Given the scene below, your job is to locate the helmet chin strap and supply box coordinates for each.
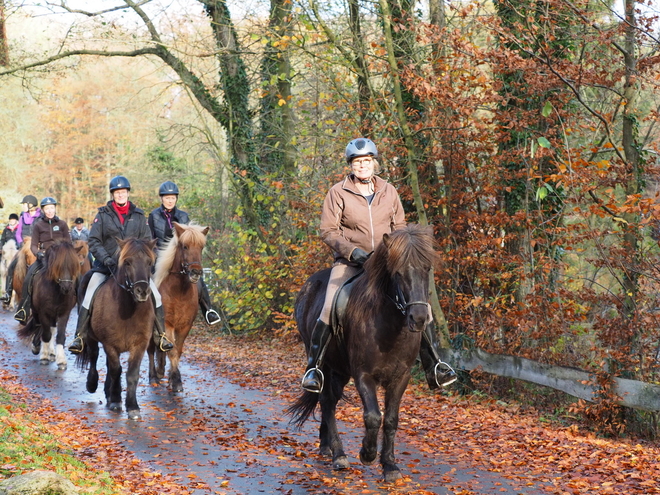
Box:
[359,177,372,184]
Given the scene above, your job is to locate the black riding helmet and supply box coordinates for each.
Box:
[345,138,378,163]
[159,181,179,196]
[109,175,131,192]
[40,197,57,207]
[21,195,38,207]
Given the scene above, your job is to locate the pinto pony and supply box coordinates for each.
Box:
[288,224,436,482]
[148,222,209,392]
[75,237,157,420]
[17,241,83,370]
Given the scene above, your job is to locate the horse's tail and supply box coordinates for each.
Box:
[286,390,319,430]
[16,318,39,340]
[75,342,92,370]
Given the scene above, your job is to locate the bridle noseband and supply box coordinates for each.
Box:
[390,281,430,316]
[113,271,150,296]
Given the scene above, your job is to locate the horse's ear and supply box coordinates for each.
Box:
[116,237,127,248]
[202,226,210,236]
[74,245,84,254]
[383,232,391,248]
[148,238,158,250]
[173,222,185,238]
[425,224,434,237]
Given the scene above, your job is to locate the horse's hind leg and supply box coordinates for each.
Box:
[147,343,160,386]
[355,376,381,467]
[318,376,350,469]
[86,342,100,394]
[379,376,410,482]
[167,345,183,393]
[125,349,146,420]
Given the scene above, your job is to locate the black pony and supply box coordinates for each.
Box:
[17,241,82,370]
[288,224,436,482]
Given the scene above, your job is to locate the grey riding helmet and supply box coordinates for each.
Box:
[40,197,57,207]
[159,181,180,196]
[109,175,131,192]
[345,138,378,163]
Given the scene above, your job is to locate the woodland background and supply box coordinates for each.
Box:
[0,0,659,437]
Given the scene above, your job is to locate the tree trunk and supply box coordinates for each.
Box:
[0,0,8,66]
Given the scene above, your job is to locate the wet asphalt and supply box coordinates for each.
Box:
[0,310,555,494]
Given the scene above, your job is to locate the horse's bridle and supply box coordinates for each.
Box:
[390,282,430,316]
[115,273,150,296]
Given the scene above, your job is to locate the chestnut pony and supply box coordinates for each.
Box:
[75,237,157,420]
[17,240,82,370]
[148,222,209,392]
[288,224,436,482]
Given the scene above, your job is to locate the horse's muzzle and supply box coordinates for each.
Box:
[132,283,152,303]
[189,269,202,284]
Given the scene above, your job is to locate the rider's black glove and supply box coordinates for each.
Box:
[104,257,117,273]
[350,248,370,267]
[36,251,45,261]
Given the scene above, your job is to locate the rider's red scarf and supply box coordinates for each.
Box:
[112,201,130,225]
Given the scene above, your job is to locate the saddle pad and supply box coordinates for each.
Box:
[330,269,364,335]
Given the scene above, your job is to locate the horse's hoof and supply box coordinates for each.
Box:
[39,358,50,366]
[359,448,377,466]
[49,354,56,362]
[127,409,141,421]
[319,446,332,457]
[332,456,350,470]
[107,402,122,412]
[171,383,183,393]
[384,469,403,483]
[149,378,161,387]
[57,363,67,371]
[31,344,40,355]
[87,383,98,394]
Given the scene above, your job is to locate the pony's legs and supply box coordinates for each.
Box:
[167,339,184,393]
[39,326,56,365]
[104,350,123,412]
[318,376,350,469]
[380,374,411,482]
[355,376,381,466]
[54,314,70,370]
[124,347,147,420]
[147,342,160,386]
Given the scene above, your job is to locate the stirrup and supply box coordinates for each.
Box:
[159,334,174,352]
[301,367,324,393]
[205,309,221,325]
[68,336,84,354]
[14,308,28,324]
[434,361,457,387]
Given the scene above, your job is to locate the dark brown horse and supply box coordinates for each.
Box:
[17,241,83,370]
[148,223,209,392]
[75,237,157,420]
[288,224,436,482]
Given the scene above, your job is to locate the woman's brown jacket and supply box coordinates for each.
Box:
[320,174,406,262]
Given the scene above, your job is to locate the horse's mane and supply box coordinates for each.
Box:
[45,241,80,282]
[354,224,437,308]
[117,238,157,271]
[15,237,34,279]
[153,223,207,286]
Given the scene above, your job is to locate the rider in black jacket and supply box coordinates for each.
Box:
[148,181,221,326]
[68,176,174,354]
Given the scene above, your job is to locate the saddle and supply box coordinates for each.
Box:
[329,269,364,336]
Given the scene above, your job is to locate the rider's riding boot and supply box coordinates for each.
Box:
[68,307,90,354]
[301,319,332,393]
[1,265,15,304]
[199,279,221,325]
[153,305,174,352]
[420,322,457,389]
[14,262,38,324]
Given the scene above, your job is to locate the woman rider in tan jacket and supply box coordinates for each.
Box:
[301,138,457,393]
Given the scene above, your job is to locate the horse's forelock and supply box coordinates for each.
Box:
[45,242,80,281]
[362,225,436,300]
[154,224,207,286]
[118,238,156,268]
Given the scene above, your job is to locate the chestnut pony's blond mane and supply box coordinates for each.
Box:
[153,223,207,287]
